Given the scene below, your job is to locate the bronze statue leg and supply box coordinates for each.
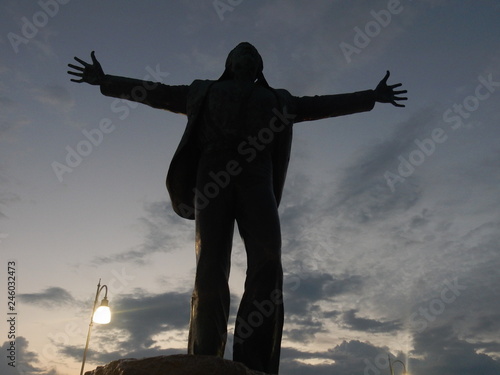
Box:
[188,155,236,357]
[189,154,284,374]
[232,166,284,375]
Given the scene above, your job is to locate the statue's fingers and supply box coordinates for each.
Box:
[70,77,84,83]
[68,63,84,71]
[392,96,407,106]
[73,56,89,66]
[91,51,99,65]
[382,70,390,84]
[389,83,402,89]
[393,89,407,95]
[67,71,83,77]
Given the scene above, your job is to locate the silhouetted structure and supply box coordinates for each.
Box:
[69,42,406,375]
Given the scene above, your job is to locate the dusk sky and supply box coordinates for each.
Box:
[1,1,500,374]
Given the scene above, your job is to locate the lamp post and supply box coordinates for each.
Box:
[79,279,111,375]
[388,355,408,375]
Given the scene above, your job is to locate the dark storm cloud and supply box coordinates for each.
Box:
[279,325,500,375]
[279,339,392,375]
[58,289,192,363]
[410,324,500,375]
[470,312,500,338]
[281,272,364,342]
[283,272,364,315]
[341,309,401,333]
[108,290,191,351]
[1,337,57,375]
[19,287,75,308]
[285,314,326,343]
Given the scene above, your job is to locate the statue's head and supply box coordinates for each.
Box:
[218,42,269,87]
[226,42,263,76]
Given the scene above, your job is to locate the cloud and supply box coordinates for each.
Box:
[109,290,191,349]
[19,287,75,308]
[49,288,193,372]
[92,201,194,265]
[271,99,500,373]
[31,85,75,112]
[55,231,500,375]
[284,272,364,315]
[1,337,61,375]
[280,324,500,375]
[341,309,401,333]
[330,106,445,225]
[410,324,500,375]
[57,289,191,365]
[279,340,392,375]
[280,271,365,343]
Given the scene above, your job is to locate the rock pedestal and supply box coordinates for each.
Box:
[84,354,269,375]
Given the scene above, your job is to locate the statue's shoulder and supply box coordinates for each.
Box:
[190,79,216,90]
[272,87,292,97]
[187,79,217,99]
[270,87,294,107]
[185,80,216,113]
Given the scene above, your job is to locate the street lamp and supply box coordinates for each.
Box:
[79,279,111,375]
[389,355,408,375]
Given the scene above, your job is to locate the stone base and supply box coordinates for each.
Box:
[84,354,269,375]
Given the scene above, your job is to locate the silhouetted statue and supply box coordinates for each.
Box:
[68,42,406,374]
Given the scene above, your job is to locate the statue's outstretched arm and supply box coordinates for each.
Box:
[291,71,407,123]
[68,51,188,115]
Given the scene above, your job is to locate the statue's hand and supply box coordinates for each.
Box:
[67,51,105,85]
[375,71,407,107]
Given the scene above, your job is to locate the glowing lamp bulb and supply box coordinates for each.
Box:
[92,298,111,324]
